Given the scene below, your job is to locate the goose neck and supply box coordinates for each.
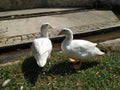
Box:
[41,32,48,37]
[64,33,73,43]
[41,29,48,37]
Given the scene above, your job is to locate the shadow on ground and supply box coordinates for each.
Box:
[48,61,76,76]
[21,57,100,84]
[80,61,100,70]
[48,60,100,76]
[21,57,43,85]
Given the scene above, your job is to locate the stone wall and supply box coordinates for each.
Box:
[0,0,48,11]
[48,0,95,7]
[0,0,120,11]
[0,0,96,11]
[112,0,120,5]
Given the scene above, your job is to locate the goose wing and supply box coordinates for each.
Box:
[31,38,52,67]
[70,40,97,56]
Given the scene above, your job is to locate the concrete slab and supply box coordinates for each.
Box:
[0,8,79,17]
[0,10,120,47]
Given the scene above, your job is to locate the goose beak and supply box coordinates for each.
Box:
[50,26,55,29]
[58,31,62,35]
[49,26,57,36]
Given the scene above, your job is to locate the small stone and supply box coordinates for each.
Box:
[34,33,40,38]
[21,35,28,41]
[0,42,5,46]
[13,36,21,43]
[13,36,21,40]
[0,38,7,42]
[6,38,14,44]
[28,34,33,37]
[0,38,7,46]
[27,34,34,40]
[11,16,15,19]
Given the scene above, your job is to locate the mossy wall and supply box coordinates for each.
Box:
[0,0,48,11]
[0,0,119,11]
[0,0,96,11]
[48,0,95,7]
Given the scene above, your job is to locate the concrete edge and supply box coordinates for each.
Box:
[0,37,120,67]
[0,25,120,52]
[0,8,86,21]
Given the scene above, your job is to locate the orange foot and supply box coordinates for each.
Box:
[69,58,82,70]
[69,58,79,63]
[73,62,82,70]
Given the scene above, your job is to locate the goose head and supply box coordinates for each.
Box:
[41,23,53,37]
[59,28,73,41]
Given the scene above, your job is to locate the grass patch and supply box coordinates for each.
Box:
[0,49,120,90]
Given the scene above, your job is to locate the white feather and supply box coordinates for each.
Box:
[2,79,11,87]
[31,23,52,67]
[60,28,105,60]
[31,38,52,67]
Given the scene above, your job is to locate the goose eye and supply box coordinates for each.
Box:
[62,30,66,32]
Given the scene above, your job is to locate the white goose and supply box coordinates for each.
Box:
[59,28,105,69]
[31,23,53,67]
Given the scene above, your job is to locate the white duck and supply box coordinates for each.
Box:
[31,23,53,67]
[59,28,105,69]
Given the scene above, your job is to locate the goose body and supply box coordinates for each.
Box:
[31,23,52,67]
[62,39,104,60]
[59,28,105,69]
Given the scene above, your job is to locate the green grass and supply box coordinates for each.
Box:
[0,48,120,90]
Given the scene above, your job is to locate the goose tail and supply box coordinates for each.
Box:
[94,47,105,55]
[35,53,48,67]
[98,51,105,55]
[36,58,47,67]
